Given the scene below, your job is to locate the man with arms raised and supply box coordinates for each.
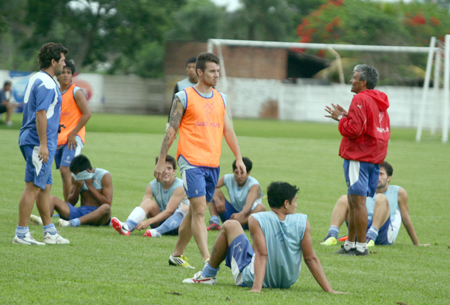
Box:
[111,155,189,237]
[154,52,246,268]
[325,64,390,256]
[55,60,91,202]
[207,157,265,230]
[13,42,69,245]
[321,161,430,247]
[183,182,346,295]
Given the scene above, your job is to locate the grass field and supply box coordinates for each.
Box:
[1,113,449,305]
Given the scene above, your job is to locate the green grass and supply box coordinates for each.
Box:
[1,113,449,304]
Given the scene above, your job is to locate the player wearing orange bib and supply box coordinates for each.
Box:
[56,60,91,201]
[154,52,246,268]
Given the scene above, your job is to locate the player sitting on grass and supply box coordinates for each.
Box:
[321,161,430,248]
[30,154,112,227]
[111,155,189,237]
[183,181,346,294]
[207,157,266,230]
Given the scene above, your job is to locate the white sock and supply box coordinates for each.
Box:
[126,207,146,231]
[150,229,161,237]
[344,240,355,250]
[356,242,367,252]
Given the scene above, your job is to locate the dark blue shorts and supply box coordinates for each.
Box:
[20,145,54,189]
[343,160,380,197]
[225,234,254,272]
[368,217,394,245]
[219,200,249,230]
[63,202,110,226]
[55,136,83,169]
[181,166,220,202]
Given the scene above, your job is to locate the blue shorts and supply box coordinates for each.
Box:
[368,217,394,245]
[343,160,380,197]
[55,135,84,169]
[20,145,55,189]
[63,203,111,226]
[225,234,254,286]
[181,166,220,202]
[150,219,179,236]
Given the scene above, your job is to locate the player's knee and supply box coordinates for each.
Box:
[375,194,389,208]
[222,219,240,231]
[99,204,111,215]
[60,166,70,176]
[337,195,348,206]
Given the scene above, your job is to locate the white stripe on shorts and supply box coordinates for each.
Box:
[32,146,43,176]
[349,160,360,187]
[181,171,188,191]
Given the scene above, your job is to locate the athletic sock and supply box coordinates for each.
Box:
[201,262,219,278]
[327,225,339,239]
[344,240,355,251]
[126,207,146,231]
[69,218,81,227]
[16,225,29,238]
[156,209,186,235]
[209,215,220,225]
[43,223,57,235]
[356,242,367,253]
[367,225,379,241]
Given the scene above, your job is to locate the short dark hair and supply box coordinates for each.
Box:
[267,182,299,209]
[186,57,197,66]
[196,52,219,74]
[155,155,177,170]
[380,161,393,177]
[63,60,76,74]
[70,154,92,173]
[38,42,68,70]
[3,80,12,88]
[232,157,252,172]
[354,64,379,89]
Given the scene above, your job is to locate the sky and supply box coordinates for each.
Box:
[210,0,242,12]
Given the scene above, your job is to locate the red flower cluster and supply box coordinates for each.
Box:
[406,13,426,26]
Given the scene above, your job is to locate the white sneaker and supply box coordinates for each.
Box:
[43,232,70,244]
[5,121,13,126]
[30,214,43,226]
[143,229,161,238]
[57,219,71,227]
[13,232,45,245]
[183,271,217,285]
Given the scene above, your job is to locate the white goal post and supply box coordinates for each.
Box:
[207,37,450,143]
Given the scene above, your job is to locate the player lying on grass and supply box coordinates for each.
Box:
[207,157,266,231]
[321,161,430,248]
[183,181,346,294]
[111,155,189,237]
[30,154,112,227]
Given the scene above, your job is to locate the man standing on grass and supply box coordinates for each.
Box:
[13,42,70,245]
[325,64,390,256]
[55,60,91,202]
[183,181,346,295]
[321,161,430,247]
[154,52,246,268]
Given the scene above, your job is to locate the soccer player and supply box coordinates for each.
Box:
[207,157,266,230]
[111,155,189,237]
[31,154,112,227]
[56,60,91,202]
[13,42,70,245]
[325,64,390,256]
[0,80,16,126]
[183,182,346,294]
[154,52,246,268]
[321,161,430,247]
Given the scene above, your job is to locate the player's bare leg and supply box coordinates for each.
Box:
[59,166,72,202]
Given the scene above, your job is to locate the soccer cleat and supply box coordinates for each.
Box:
[337,235,348,242]
[57,219,71,227]
[320,236,337,246]
[30,214,43,226]
[143,229,161,238]
[111,217,130,236]
[13,232,45,245]
[345,248,369,256]
[169,254,195,269]
[43,232,70,244]
[206,223,221,231]
[367,238,375,248]
[334,245,354,254]
[182,271,217,285]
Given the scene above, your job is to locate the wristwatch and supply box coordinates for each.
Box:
[337,114,343,121]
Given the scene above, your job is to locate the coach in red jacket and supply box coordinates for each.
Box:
[325,64,390,256]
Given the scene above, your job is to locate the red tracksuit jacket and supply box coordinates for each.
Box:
[338,89,390,164]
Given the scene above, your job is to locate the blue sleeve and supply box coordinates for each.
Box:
[0,90,5,102]
[219,92,227,109]
[73,86,87,99]
[175,90,188,109]
[35,83,56,112]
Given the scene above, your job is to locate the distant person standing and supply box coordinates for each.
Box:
[155,52,246,267]
[325,64,390,256]
[0,80,16,126]
[166,57,198,129]
[56,60,91,201]
[13,42,70,245]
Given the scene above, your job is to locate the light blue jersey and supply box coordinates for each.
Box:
[242,211,307,289]
[81,168,110,192]
[19,71,62,152]
[175,78,197,93]
[366,185,402,241]
[150,177,185,211]
[223,174,263,212]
